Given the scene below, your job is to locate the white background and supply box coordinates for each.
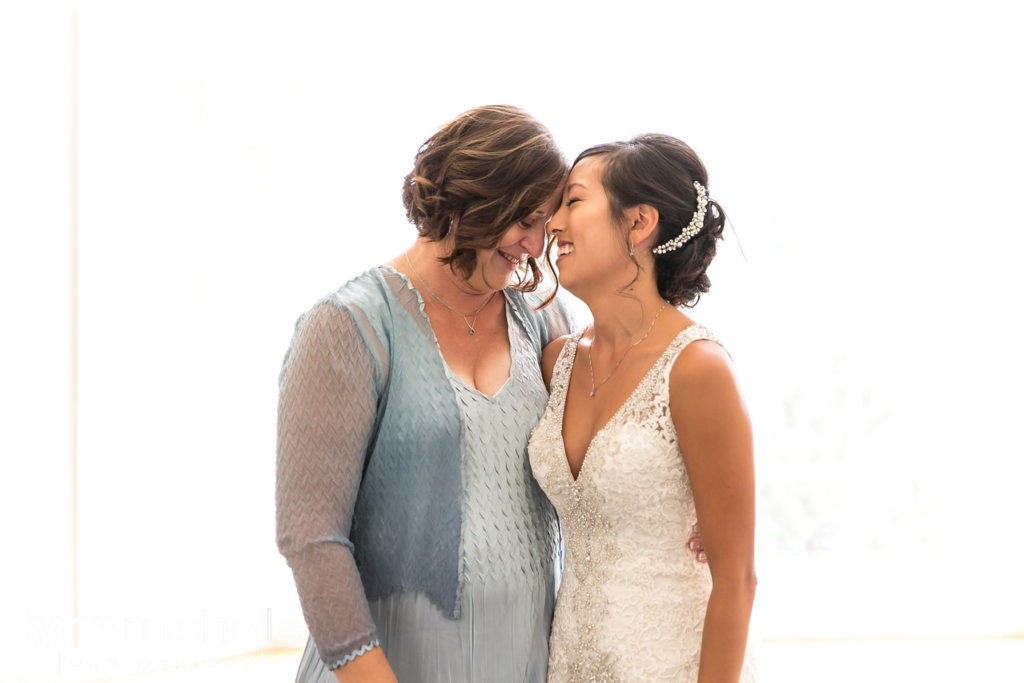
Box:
[2,1,1023,681]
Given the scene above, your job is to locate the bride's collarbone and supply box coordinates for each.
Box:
[560,347,660,470]
[566,320,692,421]
[570,341,661,403]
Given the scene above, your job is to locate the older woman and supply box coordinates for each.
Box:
[276,105,576,683]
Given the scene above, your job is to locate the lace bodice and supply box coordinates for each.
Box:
[528,325,756,683]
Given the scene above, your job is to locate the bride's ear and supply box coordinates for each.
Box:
[624,204,660,247]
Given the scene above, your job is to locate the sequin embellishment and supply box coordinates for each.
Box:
[562,479,620,682]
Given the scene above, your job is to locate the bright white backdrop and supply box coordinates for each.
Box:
[2,1,1023,681]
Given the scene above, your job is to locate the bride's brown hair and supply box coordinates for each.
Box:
[573,134,727,307]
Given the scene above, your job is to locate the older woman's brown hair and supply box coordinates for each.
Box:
[402,105,566,291]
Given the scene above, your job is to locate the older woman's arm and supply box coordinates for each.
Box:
[277,301,396,682]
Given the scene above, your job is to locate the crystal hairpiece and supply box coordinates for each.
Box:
[651,181,708,255]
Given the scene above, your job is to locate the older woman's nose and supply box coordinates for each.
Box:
[521,220,547,258]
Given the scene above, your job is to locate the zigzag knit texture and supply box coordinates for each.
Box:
[277,266,574,675]
[277,298,381,666]
[454,319,559,585]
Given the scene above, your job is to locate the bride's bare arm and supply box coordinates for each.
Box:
[670,340,756,683]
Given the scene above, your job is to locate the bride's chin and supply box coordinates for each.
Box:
[555,268,577,288]
[557,273,591,299]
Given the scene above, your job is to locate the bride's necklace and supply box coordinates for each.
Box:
[586,301,670,397]
[405,251,496,335]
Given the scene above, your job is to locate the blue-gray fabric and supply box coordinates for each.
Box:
[291,293,560,681]
[276,265,573,675]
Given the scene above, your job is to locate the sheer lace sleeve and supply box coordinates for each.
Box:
[276,300,383,668]
[524,290,589,349]
[540,295,572,343]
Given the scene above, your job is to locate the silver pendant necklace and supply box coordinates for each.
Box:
[586,301,670,397]
[405,251,496,335]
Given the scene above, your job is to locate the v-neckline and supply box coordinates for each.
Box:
[446,300,517,401]
[556,327,693,484]
[381,265,516,401]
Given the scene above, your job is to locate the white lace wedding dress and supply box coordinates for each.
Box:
[528,325,757,682]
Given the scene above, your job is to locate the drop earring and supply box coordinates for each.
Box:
[629,241,635,257]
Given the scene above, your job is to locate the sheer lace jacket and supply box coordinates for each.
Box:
[276,266,572,668]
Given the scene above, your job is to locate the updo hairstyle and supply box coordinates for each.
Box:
[573,134,727,307]
[402,105,566,291]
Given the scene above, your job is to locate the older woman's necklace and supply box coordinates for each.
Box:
[586,301,670,397]
[404,251,496,335]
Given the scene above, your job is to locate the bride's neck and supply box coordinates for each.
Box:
[584,286,667,351]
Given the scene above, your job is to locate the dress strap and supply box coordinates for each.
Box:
[547,331,585,417]
[657,324,722,389]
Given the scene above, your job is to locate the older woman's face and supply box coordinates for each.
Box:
[463,190,562,293]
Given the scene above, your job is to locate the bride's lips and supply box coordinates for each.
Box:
[555,241,574,264]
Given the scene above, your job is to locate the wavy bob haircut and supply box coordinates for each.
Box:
[402,105,566,290]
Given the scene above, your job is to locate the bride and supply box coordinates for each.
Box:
[529,134,757,682]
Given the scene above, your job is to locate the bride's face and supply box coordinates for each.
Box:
[547,156,630,296]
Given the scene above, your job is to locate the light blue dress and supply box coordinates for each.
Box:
[277,266,570,682]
